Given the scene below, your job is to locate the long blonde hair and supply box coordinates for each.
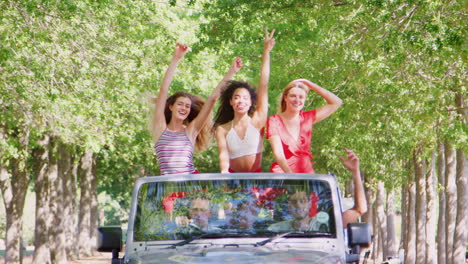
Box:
[280,81,309,112]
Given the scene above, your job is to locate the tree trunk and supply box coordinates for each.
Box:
[90,158,99,255]
[47,137,68,264]
[32,135,51,264]
[0,166,21,264]
[414,147,427,264]
[69,160,80,259]
[425,150,437,264]
[444,140,457,264]
[0,127,30,264]
[361,171,373,224]
[361,172,374,260]
[386,189,397,258]
[453,93,467,264]
[400,185,408,252]
[376,181,387,261]
[453,149,467,264]
[404,180,416,264]
[437,141,446,264]
[372,201,381,263]
[2,161,29,264]
[51,141,73,264]
[78,150,95,258]
[63,148,78,261]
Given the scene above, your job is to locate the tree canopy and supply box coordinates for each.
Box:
[1,0,466,208]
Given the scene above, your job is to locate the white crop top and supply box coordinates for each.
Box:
[226,122,263,159]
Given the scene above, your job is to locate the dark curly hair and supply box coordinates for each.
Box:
[213,80,257,127]
[164,91,211,152]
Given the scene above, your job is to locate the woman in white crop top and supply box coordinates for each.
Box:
[213,29,275,173]
[151,43,242,175]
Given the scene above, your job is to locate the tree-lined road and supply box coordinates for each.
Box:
[1,1,465,264]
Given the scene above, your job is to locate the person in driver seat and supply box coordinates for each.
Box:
[269,149,367,231]
[268,191,323,232]
[175,197,221,232]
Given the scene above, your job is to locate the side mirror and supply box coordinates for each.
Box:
[97,226,122,252]
[347,222,372,248]
[346,223,372,264]
[97,226,123,264]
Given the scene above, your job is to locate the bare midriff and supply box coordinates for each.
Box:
[229,152,262,172]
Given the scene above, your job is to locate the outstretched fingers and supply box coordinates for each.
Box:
[269,29,276,38]
[344,148,358,159]
[340,149,360,171]
[265,28,276,38]
[264,29,276,51]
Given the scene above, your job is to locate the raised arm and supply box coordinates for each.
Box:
[252,29,275,128]
[340,149,368,228]
[296,79,342,123]
[188,57,243,138]
[151,43,189,142]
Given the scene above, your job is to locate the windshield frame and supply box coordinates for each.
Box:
[126,173,345,250]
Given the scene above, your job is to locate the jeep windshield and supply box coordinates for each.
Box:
[133,174,336,242]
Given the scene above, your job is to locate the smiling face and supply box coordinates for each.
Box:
[229,88,252,114]
[169,96,192,121]
[282,87,307,113]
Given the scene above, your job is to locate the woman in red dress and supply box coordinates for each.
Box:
[266,79,342,173]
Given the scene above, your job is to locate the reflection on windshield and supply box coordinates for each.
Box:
[134,179,335,241]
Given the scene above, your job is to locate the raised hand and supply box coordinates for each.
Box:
[264,29,276,52]
[339,149,360,172]
[173,43,189,60]
[231,56,243,73]
[152,43,189,142]
[294,79,314,90]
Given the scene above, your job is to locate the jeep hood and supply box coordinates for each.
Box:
[126,247,343,264]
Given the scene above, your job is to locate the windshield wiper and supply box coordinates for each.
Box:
[168,232,254,249]
[255,231,298,247]
[255,231,333,247]
[168,233,209,249]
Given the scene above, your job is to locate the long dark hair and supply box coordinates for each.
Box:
[164,92,200,125]
[164,91,210,151]
[213,80,257,127]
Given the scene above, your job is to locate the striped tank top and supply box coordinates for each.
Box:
[154,129,195,175]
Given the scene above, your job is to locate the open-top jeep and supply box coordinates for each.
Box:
[98,173,371,264]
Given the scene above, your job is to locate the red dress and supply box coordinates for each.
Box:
[266,110,317,173]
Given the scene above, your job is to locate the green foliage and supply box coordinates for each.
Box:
[98,192,128,225]
[194,0,466,186]
[1,0,465,218]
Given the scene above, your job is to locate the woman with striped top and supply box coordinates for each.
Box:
[151,43,242,175]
